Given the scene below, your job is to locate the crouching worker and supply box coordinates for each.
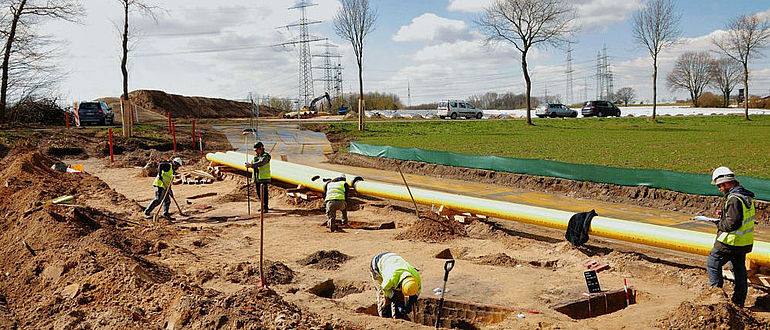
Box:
[324,173,349,232]
[144,157,183,220]
[369,252,421,319]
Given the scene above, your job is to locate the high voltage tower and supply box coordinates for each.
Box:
[277,1,326,108]
[595,45,614,101]
[312,41,342,99]
[565,45,574,105]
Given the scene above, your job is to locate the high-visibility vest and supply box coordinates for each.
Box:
[717,193,755,247]
[253,154,271,180]
[375,253,421,298]
[325,181,346,201]
[153,163,173,189]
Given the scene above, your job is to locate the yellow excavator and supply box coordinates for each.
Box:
[282,92,332,119]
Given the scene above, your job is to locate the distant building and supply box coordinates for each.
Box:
[675,99,687,104]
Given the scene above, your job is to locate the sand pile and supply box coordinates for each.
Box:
[658,287,768,329]
[395,214,467,242]
[299,250,351,270]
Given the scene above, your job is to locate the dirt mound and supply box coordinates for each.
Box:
[224,261,295,285]
[99,90,281,119]
[475,253,519,267]
[395,215,467,242]
[658,288,768,329]
[298,250,351,270]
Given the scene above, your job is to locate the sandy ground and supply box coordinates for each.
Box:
[73,157,770,329]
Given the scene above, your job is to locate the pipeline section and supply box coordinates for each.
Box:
[208,151,770,267]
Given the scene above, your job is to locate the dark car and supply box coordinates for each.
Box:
[77,101,114,125]
[581,101,621,117]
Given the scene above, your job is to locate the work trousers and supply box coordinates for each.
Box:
[254,181,269,211]
[707,246,748,306]
[369,263,406,319]
[145,186,171,216]
[325,200,348,229]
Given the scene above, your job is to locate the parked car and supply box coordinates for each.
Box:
[535,103,577,118]
[77,101,114,125]
[581,100,621,117]
[437,100,483,119]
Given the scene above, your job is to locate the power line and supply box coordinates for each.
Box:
[275,1,326,107]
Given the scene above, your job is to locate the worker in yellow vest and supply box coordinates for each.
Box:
[707,166,755,307]
[324,174,349,232]
[370,252,421,319]
[245,142,271,212]
[144,157,183,219]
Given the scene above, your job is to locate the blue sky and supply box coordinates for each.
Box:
[42,0,770,106]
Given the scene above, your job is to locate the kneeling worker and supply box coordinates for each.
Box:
[144,157,183,219]
[707,166,756,307]
[370,252,421,319]
[324,173,349,232]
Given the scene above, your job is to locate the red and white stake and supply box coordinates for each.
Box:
[108,128,114,163]
[623,278,629,306]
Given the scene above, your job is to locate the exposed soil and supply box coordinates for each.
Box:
[395,214,467,242]
[223,261,295,285]
[659,287,766,329]
[298,250,351,270]
[327,152,770,226]
[475,253,519,267]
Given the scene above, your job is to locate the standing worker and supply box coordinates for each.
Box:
[144,157,183,219]
[707,166,755,307]
[324,174,349,232]
[369,252,421,319]
[245,142,271,212]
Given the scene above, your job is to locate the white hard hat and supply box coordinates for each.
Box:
[711,166,735,185]
[172,157,183,166]
[338,173,346,179]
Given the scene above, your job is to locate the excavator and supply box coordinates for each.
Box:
[282,92,332,119]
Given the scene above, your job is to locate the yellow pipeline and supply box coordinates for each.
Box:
[208,151,770,267]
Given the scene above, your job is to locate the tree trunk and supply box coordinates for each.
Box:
[522,52,532,126]
[743,65,749,120]
[0,0,27,123]
[723,89,729,108]
[691,91,697,107]
[652,58,657,121]
[358,60,364,131]
[121,2,130,137]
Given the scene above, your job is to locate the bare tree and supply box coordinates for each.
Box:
[476,0,578,125]
[0,0,81,123]
[614,87,637,106]
[666,51,713,107]
[632,0,681,120]
[713,14,770,120]
[333,0,377,131]
[710,58,742,107]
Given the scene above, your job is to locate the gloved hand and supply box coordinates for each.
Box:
[394,305,407,318]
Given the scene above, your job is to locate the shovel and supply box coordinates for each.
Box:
[435,259,455,329]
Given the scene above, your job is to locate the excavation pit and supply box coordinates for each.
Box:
[357,296,513,329]
[308,279,366,299]
[551,288,639,319]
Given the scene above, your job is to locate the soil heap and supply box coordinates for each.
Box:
[99,90,281,119]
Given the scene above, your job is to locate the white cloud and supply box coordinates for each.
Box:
[574,0,642,31]
[447,0,493,13]
[393,13,473,43]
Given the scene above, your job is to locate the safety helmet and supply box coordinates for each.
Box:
[253,142,264,150]
[172,157,183,167]
[711,166,735,185]
[401,276,419,296]
[337,173,346,180]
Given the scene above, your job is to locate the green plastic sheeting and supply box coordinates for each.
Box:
[349,142,770,201]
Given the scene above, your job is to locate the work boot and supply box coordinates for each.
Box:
[163,213,175,221]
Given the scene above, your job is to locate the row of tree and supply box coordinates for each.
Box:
[667,52,743,108]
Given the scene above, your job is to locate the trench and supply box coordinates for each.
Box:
[308,279,366,299]
[357,296,513,329]
[550,288,643,319]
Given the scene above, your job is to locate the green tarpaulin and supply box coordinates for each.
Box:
[349,142,770,201]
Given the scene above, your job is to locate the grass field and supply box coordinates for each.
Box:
[327,115,770,179]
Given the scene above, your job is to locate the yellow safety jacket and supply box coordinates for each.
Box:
[375,253,421,298]
[252,153,271,181]
[717,193,755,247]
[152,164,173,189]
[325,181,346,201]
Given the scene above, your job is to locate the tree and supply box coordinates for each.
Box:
[666,51,713,107]
[632,0,681,120]
[615,87,637,106]
[713,14,770,120]
[0,0,81,123]
[476,0,577,125]
[115,0,158,136]
[710,58,742,107]
[333,0,377,131]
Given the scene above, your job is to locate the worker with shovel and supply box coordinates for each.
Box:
[144,157,183,220]
[369,252,421,319]
[324,173,350,232]
[707,166,756,307]
[245,142,271,212]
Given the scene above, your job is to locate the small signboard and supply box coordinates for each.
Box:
[584,270,602,293]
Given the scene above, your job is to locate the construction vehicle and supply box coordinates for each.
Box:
[282,92,332,119]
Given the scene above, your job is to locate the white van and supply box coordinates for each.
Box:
[437,100,483,119]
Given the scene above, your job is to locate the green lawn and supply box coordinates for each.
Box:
[328,115,770,179]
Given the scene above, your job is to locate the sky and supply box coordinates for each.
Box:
[42,0,770,106]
